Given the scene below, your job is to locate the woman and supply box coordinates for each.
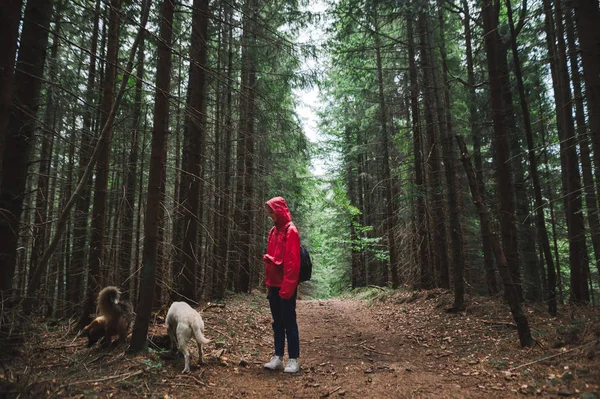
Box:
[262,196,301,373]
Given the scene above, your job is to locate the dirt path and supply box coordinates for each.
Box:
[3,290,598,398]
[203,298,507,399]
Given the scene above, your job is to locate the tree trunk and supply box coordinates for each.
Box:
[462,0,498,296]
[373,14,400,288]
[169,36,183,301]
[231,0,256,296]
[538,104,565,303]
[240,6,257,294]
[130,0,174,351]
[0,0,54,300]
[28,7,62,301]
[69,0,102,312]
[545,0,590,303]
[565,6,600,285]
[119,34,145,299]
[134,112,149,303]
[571,0,600,215]
[418,12,447,290]
[357,135,368,287]
[436,0,466,309]
[61,122,76,316]
[0,0,23,177]
[46,131,61,317]
[78,0,122,327]
[505,0,553,310]
[407,15,430,291]
[25,0,149,317]
[481,0,522,303]
[174,0,209,303]
[216,3,234,295]
[457,136,534,347]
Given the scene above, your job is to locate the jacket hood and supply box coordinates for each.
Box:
[265,196,292,228]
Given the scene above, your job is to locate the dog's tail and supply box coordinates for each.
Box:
[193,320,211,345]
[97,286,121,317]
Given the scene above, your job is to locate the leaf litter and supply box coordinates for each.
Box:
[1,289,599,398]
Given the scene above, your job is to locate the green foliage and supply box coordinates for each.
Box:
[142,358,163,370]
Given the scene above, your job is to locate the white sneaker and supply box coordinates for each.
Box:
[264,355,284,370]
[284,358,299,373]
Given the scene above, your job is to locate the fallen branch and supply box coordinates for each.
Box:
[187,374,207,387]
[480,320,518,329]
[361,344,394,356]
[322,386,342,397]
[39,344,81,351]
[87,353,110,365]
[58,369,143,388]
[508,342,595,371]
[171,383,200,388]
[33,362,70,369]
[175,373,208,387]
[210,326,231,340]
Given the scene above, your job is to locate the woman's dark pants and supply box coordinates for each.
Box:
[268,286,300,358]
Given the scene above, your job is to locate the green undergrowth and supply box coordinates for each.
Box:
[339,285,414,303]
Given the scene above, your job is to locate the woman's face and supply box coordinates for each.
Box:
[265,205,277,223]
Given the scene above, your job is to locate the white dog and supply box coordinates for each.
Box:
[166,301,211,373]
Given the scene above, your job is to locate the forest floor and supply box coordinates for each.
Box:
[1,288,599,398]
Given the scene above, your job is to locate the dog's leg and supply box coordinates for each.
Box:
[167,323,177,354]
[100,331,112,348]
[192,320,209,365]
[197,340,204,365]
[176,324,191,373]
[118,327,127,346]
[112,319,127,346]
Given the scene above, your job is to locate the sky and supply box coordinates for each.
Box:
[293,1,329,177]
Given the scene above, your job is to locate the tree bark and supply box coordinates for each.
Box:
[0,0,23,177]
[571,0,600,213]
[505,0,554,311]
[407,15,430,290]
[544,0,590,303]
[538,102,565,303]
[216,2,234,294]
[231,0,257,296]
[457,136,534,346]
[173,0,209,303]
[130,0,174,351]
[240,3,257,294]
[0,0,54,299]
[418,12,446,290]
[25,0,150,316]
[77,0,122,327]
[481,0,522,303]
[373,13,400,288]
[565,5,600,285]
[462,0,498,296]
[436,0,466,309]
[119,34,145,299]
[28,7,62,300]
[69,0,102,312]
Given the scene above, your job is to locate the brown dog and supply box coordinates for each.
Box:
[80,286,133,348]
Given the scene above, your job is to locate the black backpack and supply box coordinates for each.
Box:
[299,245,313,282]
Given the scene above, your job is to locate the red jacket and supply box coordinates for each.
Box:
[263,197,300,299]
